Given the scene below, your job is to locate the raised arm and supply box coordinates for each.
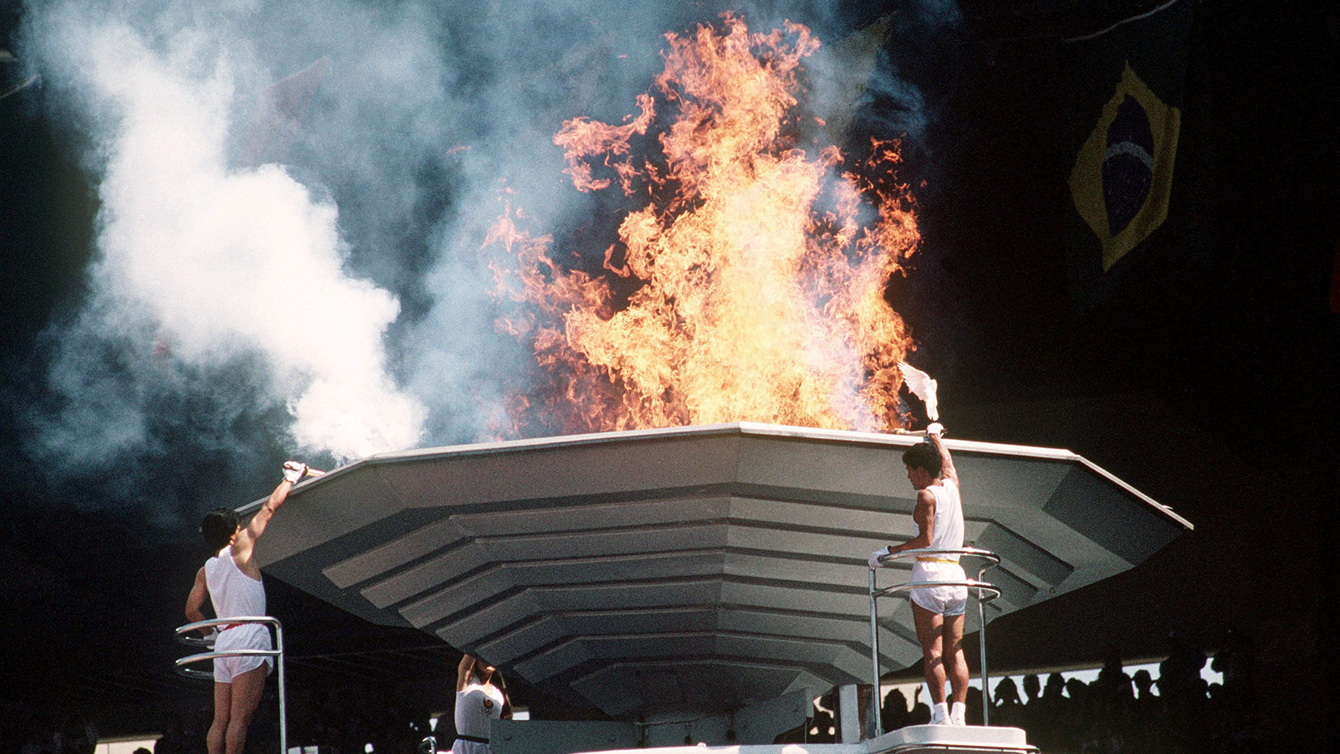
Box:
[232,461,307,567]
[457,654,478,692]
[927,426,958,488]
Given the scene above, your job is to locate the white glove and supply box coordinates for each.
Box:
[282,460,308,484]
[869,548,890,569]
[926,422,945,438]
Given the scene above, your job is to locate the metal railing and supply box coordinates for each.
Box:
[175,616,287,754]
[868,547,1002,733]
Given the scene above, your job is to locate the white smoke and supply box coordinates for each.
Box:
[26,3,430,464]
[16,0,924,502]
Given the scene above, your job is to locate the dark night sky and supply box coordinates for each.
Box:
[1,0,1336,746]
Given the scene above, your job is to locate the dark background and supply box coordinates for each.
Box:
[2,0,1335,750]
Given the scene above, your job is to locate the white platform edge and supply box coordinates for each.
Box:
[575,725,1033,754]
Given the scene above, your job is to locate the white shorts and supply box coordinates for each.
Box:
[213,624,274,683]
[452,740,491,754]
[909,561,968,616]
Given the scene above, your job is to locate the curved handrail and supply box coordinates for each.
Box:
[871,546,1001,574]
[875,579,1001,603]
[867,547,1002,733]
[175,616,286,754]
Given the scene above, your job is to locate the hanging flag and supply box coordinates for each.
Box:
[1061,0,1197,309]
[1069,63,1180,272]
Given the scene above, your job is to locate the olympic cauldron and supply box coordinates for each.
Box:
[251,423,1191,718]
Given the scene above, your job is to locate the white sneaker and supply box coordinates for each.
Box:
[929,702,950,725]
[949,702,967,726]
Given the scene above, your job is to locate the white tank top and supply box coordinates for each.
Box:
[205,546,266,619]
[455,683,505,739]
[926,479,964,558]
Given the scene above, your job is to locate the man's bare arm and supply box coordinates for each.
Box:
[233,461,307,566]
[889,489,937,555]
[233,479,293,565]
[185,566,210,633]
[928,432,958,488]
[457,654,477,692]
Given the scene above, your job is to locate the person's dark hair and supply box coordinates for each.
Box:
[200,508,241,551]
[902,441,942,478]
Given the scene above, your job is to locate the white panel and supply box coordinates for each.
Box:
[727,497,912,530]
[481,523,731,561]
[477,615,572,665]
[360,539,489,607]
[323,516,467,588]
[257,423,1190,719]
[505,551,727,587]
[451,497,732,536]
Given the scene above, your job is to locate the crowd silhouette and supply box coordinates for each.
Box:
[807,630,1261,754]
[5,631,1259,754]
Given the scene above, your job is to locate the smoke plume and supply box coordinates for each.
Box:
[13,0,946,523]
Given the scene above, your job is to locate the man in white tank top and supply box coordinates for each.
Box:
[185,461,308,754]
[869,426,970,726]
[452,654,512,754]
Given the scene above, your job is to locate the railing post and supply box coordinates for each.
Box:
[869,566,883,738]
[978,584,991,726]
[275,621,287,754]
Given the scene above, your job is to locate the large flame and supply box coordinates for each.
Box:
[490,16,920,436]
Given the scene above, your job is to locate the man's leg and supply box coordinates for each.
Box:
[942,613,969,704]
[912,603,947,707]
[224,665,267,754]
[208,682,233,754]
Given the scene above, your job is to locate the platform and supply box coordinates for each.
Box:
[494,725,1035,754]
[250,422,1190,718]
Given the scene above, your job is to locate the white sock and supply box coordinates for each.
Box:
[930,702,949,724]
[950,701,967,725]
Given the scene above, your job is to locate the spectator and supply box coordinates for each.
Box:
[992,677,1022,726]
[908,687,931,725]
[1022,674,1041,706]
[809,705,834,742]
[965,688,983,726]
[880,688,912,732]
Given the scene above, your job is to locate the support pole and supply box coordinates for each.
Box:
[976,561,992,727]
[276,621,287,754]
[868,567,883,738]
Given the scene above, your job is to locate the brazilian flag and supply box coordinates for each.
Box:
[1064,0,1197,307]
[1070,63,1180,272]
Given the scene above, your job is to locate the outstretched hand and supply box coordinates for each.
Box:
[282,460,308,484]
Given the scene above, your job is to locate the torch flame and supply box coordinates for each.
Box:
[491,15,921,437]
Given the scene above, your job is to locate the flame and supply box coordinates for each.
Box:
[490,15,920,437]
